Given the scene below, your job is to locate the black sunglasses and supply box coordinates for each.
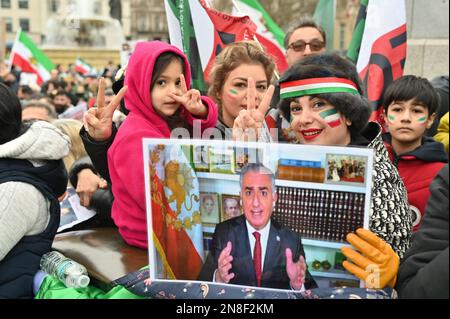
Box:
[288,39,325,52]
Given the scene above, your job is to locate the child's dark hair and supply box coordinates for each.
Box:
[382,75,440,116]
[0,83,22,145]
[151,52,186,90]
[151,52,189,131]
[278,53,371,137]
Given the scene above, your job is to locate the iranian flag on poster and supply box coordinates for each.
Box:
[10,29,54,85]
[147,144,204,280]
[347,0,407,126]
[75,58,94,75]
[232,0,288,74]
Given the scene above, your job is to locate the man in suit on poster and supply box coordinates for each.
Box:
[199,163,317,290]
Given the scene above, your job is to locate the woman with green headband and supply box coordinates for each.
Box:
[275,53,412,289]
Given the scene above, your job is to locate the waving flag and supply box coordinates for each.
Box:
[10,29,54,85]
[232,0,288,74]
[164,0,207,92]
[313,0,336,52]
[347,0,368,63]
[148,144,204,280]
[347,0,407,126]
[74,58,95,75]
[165,0,257,89]
[189,0,257,80]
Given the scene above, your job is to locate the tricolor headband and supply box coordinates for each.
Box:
[280,77,360,99]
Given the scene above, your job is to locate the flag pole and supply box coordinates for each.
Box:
[8,28,22,73]
[231,0,280,80]
[0,19,6,65]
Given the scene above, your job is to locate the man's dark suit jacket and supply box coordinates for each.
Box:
[198,215,317,290]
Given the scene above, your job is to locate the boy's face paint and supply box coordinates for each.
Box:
[417,116,427,124]
[289,96,351,146]
[386,99,435,145]
[388,114,396,122]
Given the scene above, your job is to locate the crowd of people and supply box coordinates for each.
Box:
[0,17,448,299]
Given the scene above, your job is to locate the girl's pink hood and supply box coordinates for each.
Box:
[108,41,218,249]
[124,41,192,125]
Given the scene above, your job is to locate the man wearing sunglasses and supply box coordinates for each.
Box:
[267,19,327,142]
[284,19,327,66]
[284,19,326,66]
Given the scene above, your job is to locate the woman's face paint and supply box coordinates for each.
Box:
[219,63,268,128]
[289,96,351,146]
[319,108,342,128]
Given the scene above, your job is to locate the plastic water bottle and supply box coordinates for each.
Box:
[40,251,90,288]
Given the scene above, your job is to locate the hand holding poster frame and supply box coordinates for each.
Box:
[143,138,373,292]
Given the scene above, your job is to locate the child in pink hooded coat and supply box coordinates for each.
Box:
[108,41,218,249]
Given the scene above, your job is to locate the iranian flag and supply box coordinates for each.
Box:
[189,0,257,81]
[147,143,204,280]
[75,58,94,75]
[10,29,54,85]
[313,0,336,52]
[165,0,257,90]
[164,0,207,92]
[347,0,407,126]
[232,0,288,74]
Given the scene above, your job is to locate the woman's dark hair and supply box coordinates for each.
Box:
[278,53,371,136]
[150,52,188,131]
[382,75,440,116]
[0,82,22,145]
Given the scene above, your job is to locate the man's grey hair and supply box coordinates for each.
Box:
[239,163,276,194]
[284,17,327,49]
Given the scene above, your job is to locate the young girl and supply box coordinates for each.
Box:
[208,41,275,141]
[108,41,218,249]
[275,54,413,288]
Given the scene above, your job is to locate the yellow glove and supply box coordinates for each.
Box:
[341,228,399,289]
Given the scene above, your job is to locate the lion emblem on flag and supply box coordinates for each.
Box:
[164,160,199,216]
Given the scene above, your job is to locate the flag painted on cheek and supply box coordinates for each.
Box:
[319,109,342,128]
[388,115,396,122]
[417,116,427,124]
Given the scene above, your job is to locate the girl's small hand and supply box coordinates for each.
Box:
[169,74,208,118]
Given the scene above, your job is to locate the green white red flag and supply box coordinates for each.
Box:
[347,0,407,125]
[10,29,54,85]
[313,0,336,52]
[164,0,208,92]
[75,58,94,75]
[232,0,288,73]
[189,0,257,81]
[165,0,258,90]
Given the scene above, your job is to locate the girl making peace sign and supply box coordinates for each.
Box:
[107,41,218,249]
